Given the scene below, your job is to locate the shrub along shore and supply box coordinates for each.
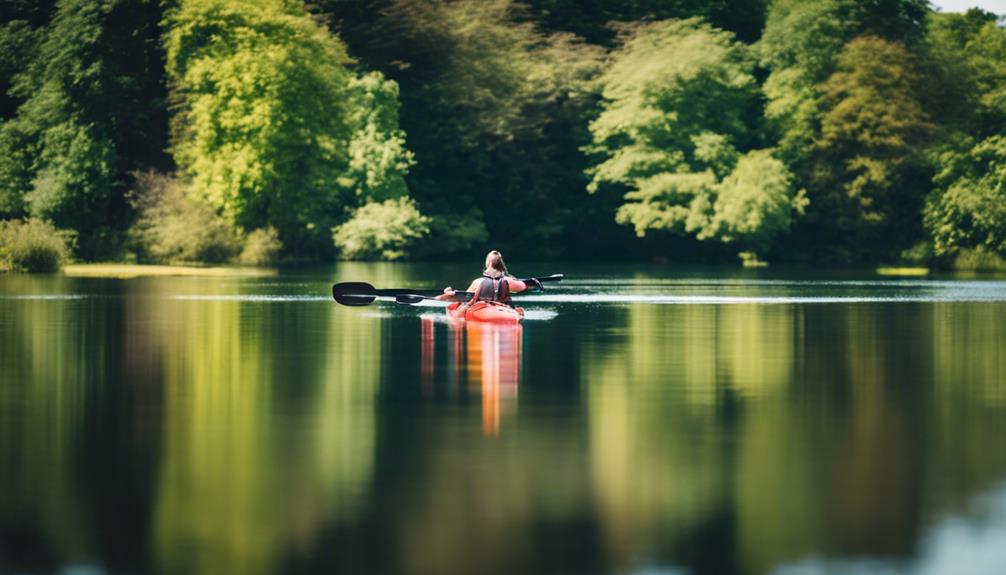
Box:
[2,1,1005,271]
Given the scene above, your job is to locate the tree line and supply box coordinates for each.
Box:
[1,0,1004,267]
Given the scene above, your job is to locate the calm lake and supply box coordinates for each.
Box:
[2,263,1006,575]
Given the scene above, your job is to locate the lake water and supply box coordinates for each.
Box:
[2,263,1006,575]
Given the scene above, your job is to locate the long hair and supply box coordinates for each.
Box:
[483,250,508,279]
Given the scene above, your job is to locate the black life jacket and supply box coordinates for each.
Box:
[474,275,511,306]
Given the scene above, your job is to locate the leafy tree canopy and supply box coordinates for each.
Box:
[588,18,802,257]
[925,135,1006,257]
[165,0,414,256]
[813,36,930,254]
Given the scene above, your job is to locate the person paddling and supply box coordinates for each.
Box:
[438,250,543,313]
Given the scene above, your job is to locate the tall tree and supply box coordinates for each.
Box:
[812,36,930,257]
[759,0,931,261]
[0,0,169,258]
[587,18,803,259]
[165,0,415,256]
[921,10,1006,266]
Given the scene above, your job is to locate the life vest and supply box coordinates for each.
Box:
[473,274,511,306]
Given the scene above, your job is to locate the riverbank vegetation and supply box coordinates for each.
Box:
[1,0,1004,268]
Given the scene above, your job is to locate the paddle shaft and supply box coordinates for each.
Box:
[332,274,563,306]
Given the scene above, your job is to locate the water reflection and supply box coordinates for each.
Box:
[420,316,523,436]
[2,269,1006,575]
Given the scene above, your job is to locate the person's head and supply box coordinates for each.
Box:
[484,250,508,278]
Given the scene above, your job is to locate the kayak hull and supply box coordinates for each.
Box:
[446,301,524,324]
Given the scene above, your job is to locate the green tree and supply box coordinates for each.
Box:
[332,196,430,260]
[924,136,1006,259]
[758,0,927,163]
[922,10,1006,139]
[587,18,803,258]
[165,0,415,257]
[710,150,807,253]
[759,0,932,260]
[0,0,168,258]
[814,36,931,256]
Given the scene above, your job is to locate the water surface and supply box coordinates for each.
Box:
[2,263,1005,575]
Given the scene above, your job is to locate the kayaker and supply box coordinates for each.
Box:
[438,250,542,308]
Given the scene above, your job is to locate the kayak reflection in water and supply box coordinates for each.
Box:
[436,250,543,323]
[420,316,523,437]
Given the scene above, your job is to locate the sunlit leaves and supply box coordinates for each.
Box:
[332,196,430,260]
[588,18,801,256]
[165,0,418,258]
[925,135,1006,257]
[165,0,353,251]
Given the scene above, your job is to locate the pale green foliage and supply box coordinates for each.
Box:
[952,247,1006,271]
[817,36,929,226]
[710,150,807,248]
[924,135,1006,257]
[588,18,755,193]
[165,0,353,251]
[0,218,73,272]
[129,171,240,264]
[343,72,415,203]
[590,19,800,253]
[239,226,282,266]
[332,197,430,261]
[924,11,1006,135]
[589,18,756,236]
[614,171,718,237]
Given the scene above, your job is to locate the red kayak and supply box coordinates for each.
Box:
[446,301,524,324]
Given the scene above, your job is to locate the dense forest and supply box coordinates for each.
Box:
[1,0,1004,267]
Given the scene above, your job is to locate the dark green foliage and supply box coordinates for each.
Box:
[811,36,931,258]
[522,0,768,45]
[331,0,610,258]
[0,217,73,272]
[759,0,937,261]
[0,0,169,258]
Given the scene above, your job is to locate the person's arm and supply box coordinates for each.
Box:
[506,278,528,293]
[507,276,544,293]
[436,279,481,301]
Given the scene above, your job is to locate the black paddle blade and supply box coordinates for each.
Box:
[395,294,426,305]
[332,282,378,306]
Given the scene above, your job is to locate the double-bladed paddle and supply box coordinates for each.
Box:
[331,274,564,307]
